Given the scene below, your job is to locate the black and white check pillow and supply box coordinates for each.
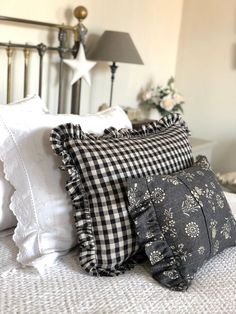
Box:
[50,114,193,276]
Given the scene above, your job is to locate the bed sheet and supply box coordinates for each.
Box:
[0,192,236,314]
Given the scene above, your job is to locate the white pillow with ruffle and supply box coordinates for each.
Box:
[0,95,48,231]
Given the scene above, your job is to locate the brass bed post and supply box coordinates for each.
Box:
[0,7,88,111]
[71,6,88,115]
[6,45,13,103]
[23,46,30,97]
[57,27,67,114]
[37,43,47,97]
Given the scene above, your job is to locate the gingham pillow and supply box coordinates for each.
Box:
[50,114,193,276]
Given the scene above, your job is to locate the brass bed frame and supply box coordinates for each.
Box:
[0,6,88,114]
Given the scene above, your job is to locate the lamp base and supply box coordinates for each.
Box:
[109,62,118,107]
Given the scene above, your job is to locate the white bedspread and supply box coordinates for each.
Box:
[1,192,236,314]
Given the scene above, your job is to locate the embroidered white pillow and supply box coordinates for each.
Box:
[0,106,131,270]
[0,95,48,231]
[0,162,16,231]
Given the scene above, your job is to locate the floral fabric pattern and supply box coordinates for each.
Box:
[149,250,164,265]
[161,208,177,238]
[181,195,200,216]
[185,222,200,238]
[127,156,236,291]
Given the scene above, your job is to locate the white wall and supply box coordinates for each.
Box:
[0,0,184,114]
[176,0,236,172]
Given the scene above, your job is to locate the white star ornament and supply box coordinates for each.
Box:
[63,45,96,86]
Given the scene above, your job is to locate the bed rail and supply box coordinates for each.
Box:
[0,15,74,30]
[0,6,88,114]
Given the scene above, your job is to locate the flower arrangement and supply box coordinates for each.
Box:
[141,77,184,116]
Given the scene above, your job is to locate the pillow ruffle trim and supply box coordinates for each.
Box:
[0,116,42,267]
[50,113,190,157]
[50,124,138,276]
[128,183,189,291]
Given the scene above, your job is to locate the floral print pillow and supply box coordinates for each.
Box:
[127,156,236,291]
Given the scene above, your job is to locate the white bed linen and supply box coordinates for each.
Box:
[1,192,236,314]
[1,236,236,314]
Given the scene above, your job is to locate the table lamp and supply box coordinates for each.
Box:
[88,30,143,106]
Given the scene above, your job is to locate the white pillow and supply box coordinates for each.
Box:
[0,162,16,231]
[217,172,236,193]
[0,95,48,231]
[0,106,132,271]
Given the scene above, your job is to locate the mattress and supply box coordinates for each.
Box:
[1,192,236,314]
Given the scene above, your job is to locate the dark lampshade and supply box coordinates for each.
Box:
[88,30,143,65]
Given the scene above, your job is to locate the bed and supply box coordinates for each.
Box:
[0,6,88,114]
[1,8,236,314]
[1,198,236,314]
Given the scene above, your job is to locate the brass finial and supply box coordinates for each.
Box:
[74,6,88,21]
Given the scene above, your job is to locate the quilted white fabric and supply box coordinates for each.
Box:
[1,234,236,313]
[0,106,132,271]
[0,192,236,314]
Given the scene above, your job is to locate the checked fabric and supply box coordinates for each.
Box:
[50,113,193,276]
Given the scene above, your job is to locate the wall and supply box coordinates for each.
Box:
[0,0,184,114]
[176,0,236,172]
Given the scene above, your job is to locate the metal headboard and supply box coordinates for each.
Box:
[0,6,88,114]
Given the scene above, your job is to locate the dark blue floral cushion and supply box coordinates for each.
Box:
[127,156,236,291]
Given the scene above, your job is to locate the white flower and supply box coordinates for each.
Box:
[198,246,205,255]
[216,194,224,208]
[185,222,200,238]
[192,186,203,198]
[146,231,155,239]
[180,171,195,182]
[164,208,173,219]
[159,95,175,111]
[171,243,192,261]
[173,93,184,104]
[213,240,219,255]
[181,195,200,216]
[221,218,232,239]
[146,241,154,247]
[146,176,154,183]
[151,187,165,203]
[186,273,194,282]
[162,175,179,185]
[210,220,218,239]
[141,77,184,116]
[143,190,151,201]
[163,270,179,280]
[142,90,153,101]
[149,250,164,265]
